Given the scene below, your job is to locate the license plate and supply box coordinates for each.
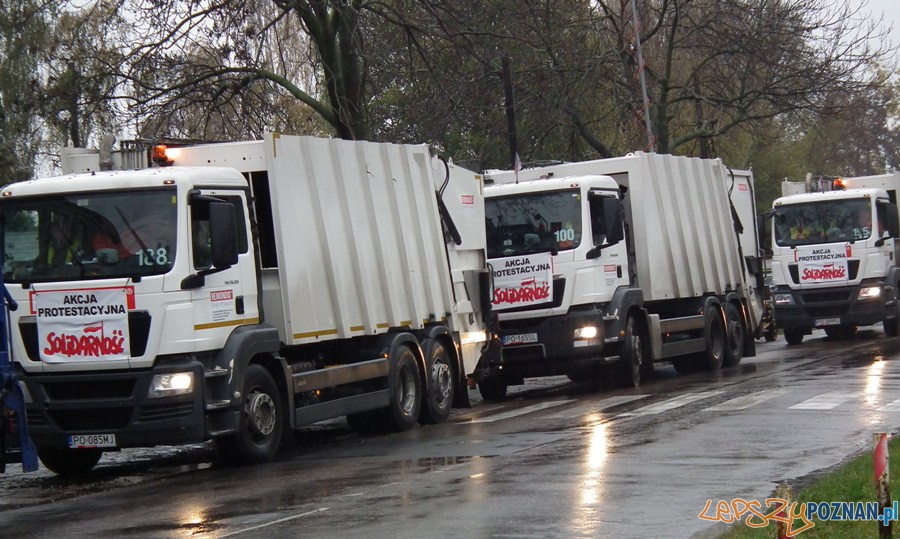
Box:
[503,333,538,345]
[68,433,117,449]
[815,318,841,327]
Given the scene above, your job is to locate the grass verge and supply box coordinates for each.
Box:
[718,434,900,538]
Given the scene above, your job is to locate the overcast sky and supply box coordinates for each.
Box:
[865,0,900,59]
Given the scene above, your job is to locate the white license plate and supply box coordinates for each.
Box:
[68,433,117,449]
[503,333,538,345]
[815,318,841,327]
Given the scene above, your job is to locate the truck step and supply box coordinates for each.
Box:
[204,368,230,379]
[205,400,232,411]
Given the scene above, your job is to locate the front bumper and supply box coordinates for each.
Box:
[773,281,894,331]
[491,307,617,379]
[19,358,207,450]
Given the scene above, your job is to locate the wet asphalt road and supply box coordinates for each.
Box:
[1,329,899,538]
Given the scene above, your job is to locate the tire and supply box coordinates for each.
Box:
[784,328,804,345]
[697,305,726,371]
[383,344,422,432]
[723,302,745,367]
[887,291,900,337]
[617,316,644,388]
[478,376,508,401]
[37,447,102,476]
[216,364,283,465]
[885,317,899,337]
[418,338,455,425]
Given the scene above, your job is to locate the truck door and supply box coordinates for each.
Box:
[587,190,629,292]
[187,191,259,343]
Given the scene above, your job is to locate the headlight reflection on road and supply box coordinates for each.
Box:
[865,356,886,408]
[581,418,609,506]
[178,504,209,535]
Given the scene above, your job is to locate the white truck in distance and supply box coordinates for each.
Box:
[0,134,491,474]
[477,153,764,399]
[770,173,900,344]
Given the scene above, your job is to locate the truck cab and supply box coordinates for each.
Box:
[770,188,900,343]
[483,175,628,392]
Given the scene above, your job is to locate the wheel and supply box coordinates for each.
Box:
[418,338,455,425]
[887,290,900,337]
[37,447,102,475]
[216,364,283,465]
[478,376,508,401]
[723,302,745,367]
[697,304,726,371]
[383,344,422,432]
[784,328,804,345]
[617,316,644,388]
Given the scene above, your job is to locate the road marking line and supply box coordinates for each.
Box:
[878,398,900,412]
[218,507,330,537]
[704,388,788,411]
[788,390,856,410]
[548,394,652,419]
[616,391,723,418]
[465,400,576,423]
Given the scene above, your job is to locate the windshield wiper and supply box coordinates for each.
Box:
[115,206,154,266]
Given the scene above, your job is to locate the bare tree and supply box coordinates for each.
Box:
[124,0,365,140]
[596,0,896,156]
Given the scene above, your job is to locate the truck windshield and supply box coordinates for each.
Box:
[1,189,177,283]
[773,198,875,247]
[485,188,582,258]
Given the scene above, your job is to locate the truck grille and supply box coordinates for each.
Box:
[18,310,151,362]
[52,408,132,431]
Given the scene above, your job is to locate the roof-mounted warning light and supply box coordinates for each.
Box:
[832,177,847,190]
[151,144,174,167]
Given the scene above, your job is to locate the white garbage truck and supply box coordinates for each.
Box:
[769,173,900,344]
[0,134,492,474]
[476,153,764,398]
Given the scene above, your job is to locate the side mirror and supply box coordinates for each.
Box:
[210,202,238,267]
[602,197,624,246]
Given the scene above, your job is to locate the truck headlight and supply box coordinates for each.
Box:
[860,286,882,299]
[574,326,598,340]
[774,294,795,305]
[148,372,194,398]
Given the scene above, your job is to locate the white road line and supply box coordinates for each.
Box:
[218,507,330,538]
[878,398,900,412]
[547,394,652,419]
[465,400,576,424]
[788,390,857,410]
[616,390,724,418]
[704,388,788,412]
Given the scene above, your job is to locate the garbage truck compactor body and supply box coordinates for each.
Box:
[0,134,491,474]
[476,152,764,399]
[770,173,900,345]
